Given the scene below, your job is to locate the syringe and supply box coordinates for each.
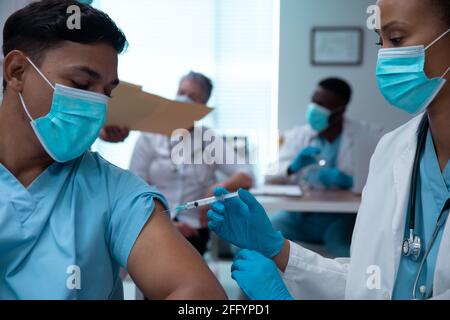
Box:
[175,192,239,213]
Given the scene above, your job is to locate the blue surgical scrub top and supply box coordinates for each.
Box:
[393,130,450,300]
[307,135,342,186]
[0,152,168,300]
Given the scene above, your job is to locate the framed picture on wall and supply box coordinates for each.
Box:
[311,27,364,66]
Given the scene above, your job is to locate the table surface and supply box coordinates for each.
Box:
[256,189,361,214]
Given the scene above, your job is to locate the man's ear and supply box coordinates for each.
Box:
[3,50,28,93]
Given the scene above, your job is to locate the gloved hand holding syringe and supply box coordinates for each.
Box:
[176,192,239,214]
[158,192,240,217]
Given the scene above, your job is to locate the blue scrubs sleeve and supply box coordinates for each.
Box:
[106,167,169,270]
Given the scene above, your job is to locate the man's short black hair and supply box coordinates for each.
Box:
[319,77,352,106]
[3,0,128,89]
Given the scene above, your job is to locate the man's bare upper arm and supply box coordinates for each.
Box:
[127,201,227,300]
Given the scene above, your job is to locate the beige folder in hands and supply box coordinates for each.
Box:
[106,81,213,136]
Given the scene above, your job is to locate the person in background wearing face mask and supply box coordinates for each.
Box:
[265,78,383,258]
[130,71,254,256]
[206,0,450,300]
[0,0,227,300]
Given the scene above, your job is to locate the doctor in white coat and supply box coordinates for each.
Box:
[266,78,383,194]
[265,78,383,257]
[207,0,450,300]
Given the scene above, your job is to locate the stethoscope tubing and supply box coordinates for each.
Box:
[405,116,450,299]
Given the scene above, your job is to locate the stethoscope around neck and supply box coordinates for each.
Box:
[402,115,450,299]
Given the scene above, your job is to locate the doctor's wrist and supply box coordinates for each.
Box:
[272,239,290,272]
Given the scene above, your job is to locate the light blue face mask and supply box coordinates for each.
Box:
[175,94,194,104]
[306,103,332,132]
[376,28,450,115]
[19,57,108,163]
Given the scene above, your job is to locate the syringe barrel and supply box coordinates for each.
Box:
[183,192,240,210]
[221,192,239,200]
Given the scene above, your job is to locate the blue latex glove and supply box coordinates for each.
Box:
[318,168,354,189]
[231,249,294,300]
[208,188,285,258]
[288,146,321,174]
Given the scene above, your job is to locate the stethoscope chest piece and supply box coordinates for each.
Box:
[402,229,421,261]
[402,116,428,263]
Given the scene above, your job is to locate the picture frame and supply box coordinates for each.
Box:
[311,27,364,66]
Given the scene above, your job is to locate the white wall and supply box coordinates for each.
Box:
[277,0,411,132]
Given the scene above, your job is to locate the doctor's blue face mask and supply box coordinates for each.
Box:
[18,57,108,163]
[306,103,332,132]
[376,28,450,115]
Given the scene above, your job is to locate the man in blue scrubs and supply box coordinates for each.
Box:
[0,0,226,300]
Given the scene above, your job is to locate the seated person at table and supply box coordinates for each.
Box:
[0,0,226,300]
[265,78,383,257]
[130,71,254,256]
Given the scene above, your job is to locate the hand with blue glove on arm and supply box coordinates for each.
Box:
[231,250,294,300]
[208,188,286,258]
[318,168,354,189]
[287,146,321,175]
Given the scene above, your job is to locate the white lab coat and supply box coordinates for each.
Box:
[281,115,450,300]
[266,118,384,193]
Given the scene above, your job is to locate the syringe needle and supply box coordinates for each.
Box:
[156,208,172,215]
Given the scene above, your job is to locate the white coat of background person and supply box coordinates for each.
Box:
[266,111,383,194]
[206,0,450,300]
